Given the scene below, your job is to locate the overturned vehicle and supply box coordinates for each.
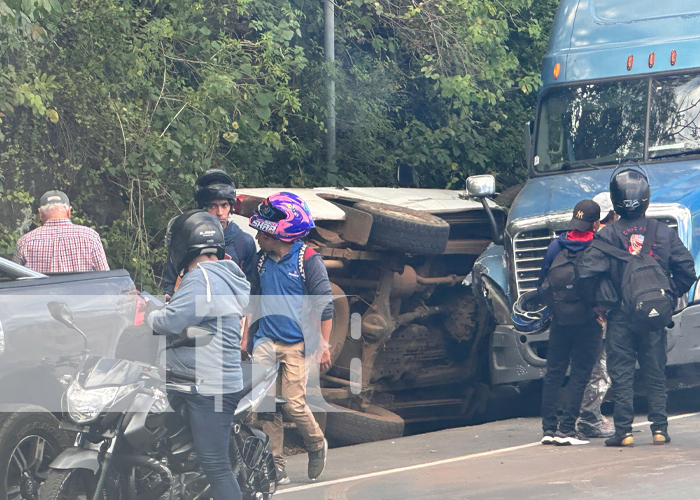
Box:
[236,186,507,445]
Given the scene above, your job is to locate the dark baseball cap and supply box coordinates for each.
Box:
[568,199,600,231]
[39,190,70,207]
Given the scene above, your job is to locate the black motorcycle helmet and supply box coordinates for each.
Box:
[610,163,650,219]
[168,210,226,273]
[194,169,236,209]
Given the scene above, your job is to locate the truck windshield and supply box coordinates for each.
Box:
[534,72,700,172]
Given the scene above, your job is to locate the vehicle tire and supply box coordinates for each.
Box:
[353,201,450,255]
[39,468,121,500]
[323,283,349,375]
[325,403,404,447]
[0,405,70,500]
[494,184,523,208]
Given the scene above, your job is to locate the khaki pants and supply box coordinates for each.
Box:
[253,339,325,454]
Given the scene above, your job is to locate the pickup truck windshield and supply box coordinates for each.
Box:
[534,72,700,172]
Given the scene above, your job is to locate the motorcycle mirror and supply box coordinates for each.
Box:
[48,301,75,328]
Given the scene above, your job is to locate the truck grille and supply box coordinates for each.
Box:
[512,217,678,298]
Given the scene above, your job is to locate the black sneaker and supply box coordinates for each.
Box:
[652,430,671,445]
[605,432,634,447]
[307,438,328,480]
[541,430,556,445]
[274,455,291,485]
[554,430,590,446]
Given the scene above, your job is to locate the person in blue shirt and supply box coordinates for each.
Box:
[242,192,334,483]
[162,169,256,296]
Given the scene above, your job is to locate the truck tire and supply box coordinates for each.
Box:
[0,405,70,500]
[324,283,349,375]
[353,202,450,255]
[325,403,404,447]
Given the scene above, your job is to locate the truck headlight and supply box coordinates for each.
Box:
[66,382,119,424]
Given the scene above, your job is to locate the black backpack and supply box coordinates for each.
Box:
[590,219,673,330]
[541,247,593,325]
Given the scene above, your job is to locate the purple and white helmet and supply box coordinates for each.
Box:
[249,192,315,242]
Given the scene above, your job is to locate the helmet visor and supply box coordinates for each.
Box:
[256,199,286,222]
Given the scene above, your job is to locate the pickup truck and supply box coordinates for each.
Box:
[0,257,136,499]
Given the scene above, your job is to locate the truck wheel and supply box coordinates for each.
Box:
[0,406,69,500]
[324,283,349,375]
[325,403,404,447]
[353,202,450,255]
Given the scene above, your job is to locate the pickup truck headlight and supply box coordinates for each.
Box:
[66,382,119,424]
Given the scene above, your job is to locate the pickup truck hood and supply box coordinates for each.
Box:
[237,187,495,221]
[509,160,700,222]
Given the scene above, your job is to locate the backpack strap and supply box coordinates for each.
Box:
[641,218,657,256]
[257,252,266,276]
[590,239,631,262]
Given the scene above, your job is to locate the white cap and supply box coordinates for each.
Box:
[593,192,614,221]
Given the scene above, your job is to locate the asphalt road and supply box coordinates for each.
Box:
[276,412,700,500]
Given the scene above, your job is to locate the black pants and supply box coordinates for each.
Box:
[541,319,602,433]
[606,310,668,436]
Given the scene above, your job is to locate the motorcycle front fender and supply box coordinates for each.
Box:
[49,447,101,473]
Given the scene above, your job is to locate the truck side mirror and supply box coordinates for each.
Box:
[397,165,420,188]
[48,301,75,328]
[466,175,496,198]
[466,175,503,245]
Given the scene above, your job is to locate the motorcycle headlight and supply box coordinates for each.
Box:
[66,383,119,424]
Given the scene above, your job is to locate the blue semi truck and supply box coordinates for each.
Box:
[469,0,700,389]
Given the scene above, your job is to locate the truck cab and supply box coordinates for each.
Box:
[472,0,700,387]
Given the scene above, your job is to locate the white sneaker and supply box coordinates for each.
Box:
[554,430,590,446]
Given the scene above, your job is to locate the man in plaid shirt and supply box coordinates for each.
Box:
[13,190,109,273]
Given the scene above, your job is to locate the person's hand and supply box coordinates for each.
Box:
[165,294,172,303]
[241,348,251,362]
[596,313,607,328]
[317,348,332,372]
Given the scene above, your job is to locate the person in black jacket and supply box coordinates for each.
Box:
[538,200,603,446]
[577,164,696,447]
[162,170,256,296]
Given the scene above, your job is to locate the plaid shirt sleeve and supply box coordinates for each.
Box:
[12,236,26,265]
[91,238,110,271]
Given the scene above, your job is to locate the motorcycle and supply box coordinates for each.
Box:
[38,300,278,500]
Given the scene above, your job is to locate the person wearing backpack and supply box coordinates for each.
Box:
[577,164,696,447]
[537,199,604,446]
[242,192,334,483]
[576,192,616,439]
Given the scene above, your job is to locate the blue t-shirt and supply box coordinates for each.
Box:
[253,241,334,345]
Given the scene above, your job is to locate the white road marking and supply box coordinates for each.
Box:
[276,412,700,495]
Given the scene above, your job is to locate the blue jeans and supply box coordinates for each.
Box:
[184,392,244,500]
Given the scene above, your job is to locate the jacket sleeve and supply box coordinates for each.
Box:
[238,233,258,282]
[537,240,560,288]
[161,253,178,296]
[668,229,696,297]
[148,273,209,336]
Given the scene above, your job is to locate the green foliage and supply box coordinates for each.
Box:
[0,0,559,290]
